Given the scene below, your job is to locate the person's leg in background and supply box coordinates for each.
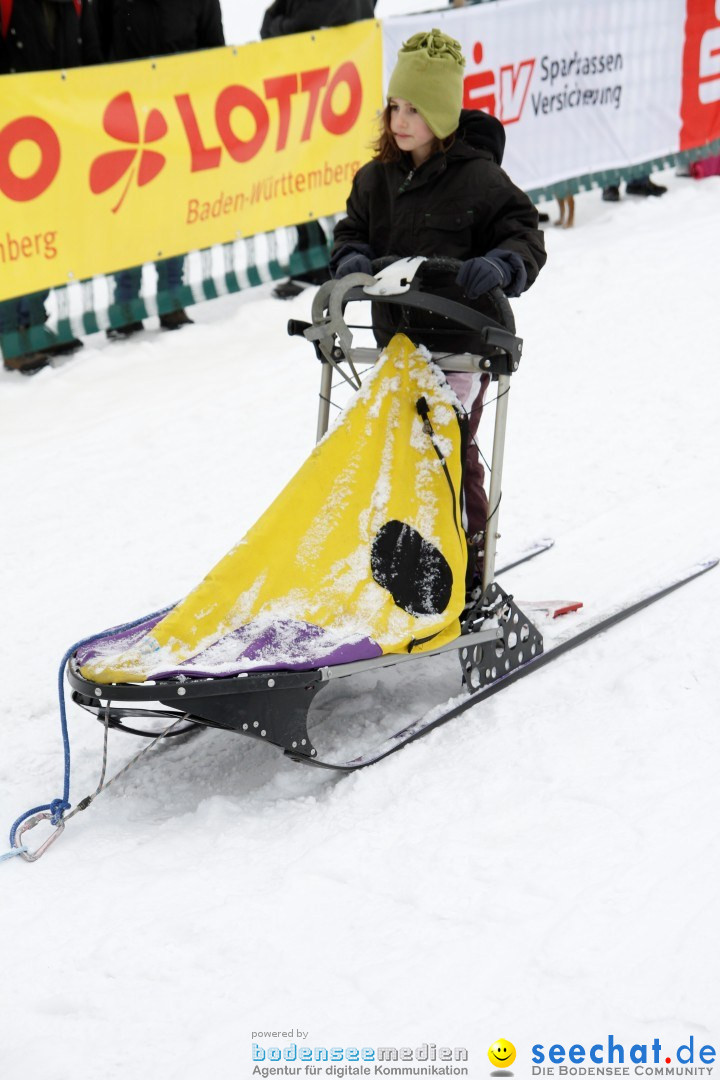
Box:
[273,221,332,300]
[107,266,145,339]
[157,256,193,330]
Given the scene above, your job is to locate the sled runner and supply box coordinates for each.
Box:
[67,259,543,768]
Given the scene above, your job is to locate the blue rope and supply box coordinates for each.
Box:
[7,605,173,854]
[1,846,28,862]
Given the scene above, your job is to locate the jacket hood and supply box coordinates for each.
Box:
[457,108,505,165]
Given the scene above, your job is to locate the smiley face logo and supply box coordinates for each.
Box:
[488,1040,516,1070]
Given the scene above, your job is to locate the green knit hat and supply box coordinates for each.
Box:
[387,29,466,139]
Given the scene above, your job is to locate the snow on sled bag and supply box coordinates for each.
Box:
[77,334,468,686]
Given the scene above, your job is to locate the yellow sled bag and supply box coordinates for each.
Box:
[78,334,468,683]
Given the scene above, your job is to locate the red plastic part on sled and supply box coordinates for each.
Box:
[552,601,584,619]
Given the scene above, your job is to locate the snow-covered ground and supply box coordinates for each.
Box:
[2,146,720,1080]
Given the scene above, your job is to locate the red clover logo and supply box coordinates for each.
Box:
[89,92,168,213]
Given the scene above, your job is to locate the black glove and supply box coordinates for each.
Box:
[456,249,526,298]
[330,242,375,279]
[335,251,373,278]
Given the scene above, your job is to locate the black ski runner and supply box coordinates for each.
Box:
[298,558,718,772]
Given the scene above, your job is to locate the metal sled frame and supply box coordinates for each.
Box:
[67,579,541,768]
[67,264,542,768]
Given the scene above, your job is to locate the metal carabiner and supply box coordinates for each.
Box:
[14,811,66,862]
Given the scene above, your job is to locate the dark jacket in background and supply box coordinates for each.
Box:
[260,0,376,39]
[96,0,224,60]
[0,0,102,74]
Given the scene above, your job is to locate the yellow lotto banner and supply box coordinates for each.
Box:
[0,20,382,302]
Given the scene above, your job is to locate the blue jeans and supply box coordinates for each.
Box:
[113,257,185,304]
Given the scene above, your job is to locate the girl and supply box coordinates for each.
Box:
[330,28,546,576]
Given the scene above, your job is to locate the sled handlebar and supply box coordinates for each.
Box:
[369,255,516,334]
[297,259,521,378]
[328,282,521,372]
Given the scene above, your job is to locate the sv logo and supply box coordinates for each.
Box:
[462,42,535,125]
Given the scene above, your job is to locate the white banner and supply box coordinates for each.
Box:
[382,0,688,193]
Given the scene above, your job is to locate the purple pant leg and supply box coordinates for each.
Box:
[447,372,491,544]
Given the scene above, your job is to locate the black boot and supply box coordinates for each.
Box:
[107,321,144,340]
[626,177,667,197]
[272,279,307,300]
[160,309,193,330]
[4,350,51,374]
[46,337,84,356]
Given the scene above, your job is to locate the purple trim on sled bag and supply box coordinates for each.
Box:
[75,611,169,666]
[152,619,382,679]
